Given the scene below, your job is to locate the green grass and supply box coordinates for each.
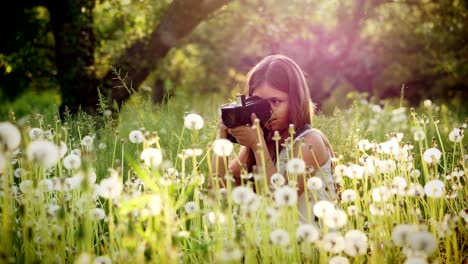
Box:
[0,91,466,263]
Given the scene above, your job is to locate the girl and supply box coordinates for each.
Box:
[212,54,338,223]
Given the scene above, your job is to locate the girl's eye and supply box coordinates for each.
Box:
[271,99,281,105]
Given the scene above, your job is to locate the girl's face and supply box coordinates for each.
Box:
[252,82,289,133]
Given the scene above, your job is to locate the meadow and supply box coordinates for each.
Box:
[0,92,466,264]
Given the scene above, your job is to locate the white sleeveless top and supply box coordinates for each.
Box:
[277,128,337,223]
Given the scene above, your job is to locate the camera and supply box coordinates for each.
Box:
[221,95,272,143]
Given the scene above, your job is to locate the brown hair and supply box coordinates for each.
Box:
[245,54,314,129]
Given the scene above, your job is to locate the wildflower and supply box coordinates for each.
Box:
[184,113,204,130]
[269,229,290,247]
[329,256,350,264]
[274,186,297,206]
[65,176,82,191]
[266,206,280,223]
[90,208,106,220]
[423,148,441,164]
[37,179,53,192]
[347,205,358,216]
[357,139,372,151]
[231,186,253,205]
[379,159,397,173]
[448,128,463,143]
[423,99,432,107]
[74,170,97,185]
[344,230,368,256]
[97,170,123,199]
[306,177,323,191]
[71,148,81,156]
[321,232,345,253]
[334,164,348,178]
[345,164,364,179]
[296,224,319,243]
[140,148,163,168]
[216,242,243,262]
[183,148,203,158]
[313,200,334,218]
[184,201,198,214]
[98,143,106,150]
[413,130,425,141]
[324,209,348,229]
[408,231,437,255]
[63,154,81,170]
[341,189,357,203]
[128,130,144,144]
[371,186,392,202]
[206,211,226,224]
[424,180,445,198]
[392,176,407,195]
[391,224,418,247]
[19,180,34,193]
[270,173,286,188]
[0,122,22,152]
[26,140,59,169]
[369,203,385,216]
[410,169,421,178]
[286,158,306,174]
[81,135,94,148]
[213,139,234,157]
[93,256,112,264]
[404,256,428,264]
[29,127,43,140]
[75,253,92,264]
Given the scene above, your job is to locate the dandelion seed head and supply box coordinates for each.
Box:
[19,180,34,193]
[371,186,392,202]
[286,158,306,174]
[423,148,441,164]
[344,230,368,256]
[357,139,371,151]
[270,229,290,247]
[29,127,43,140]
[98,171,123,199]
[270,173,286,188]
[448,128,463,143]
[140,148,163,168]
[424,180,445,198]
[391,224,419,247]
[184,113,204,130]
[93,256,112,264]
[341,189,357,203]
[129,130,144,144]
[0,122,21,152]
[81,135,94,147]
[184,201,198,214]
[296,224,319,243]
[413,130,425,141]
[313,200,334,218]
[90,208,106,220]
[26,140,60,169]
[345,164,364,179]
[408,231,437,255]
[274,186,297,206]
[347,205,358,216]
[306,177,323,191]
[329,256,350,264]
[213,139,234,157]
[63,154,81,170]
[324,209,348,229]
[321,232,345,253]
[232,186,254,205]
[334,164,348,178]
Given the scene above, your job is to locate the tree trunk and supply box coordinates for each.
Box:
[48,0,99,115]
[99,0,233,110]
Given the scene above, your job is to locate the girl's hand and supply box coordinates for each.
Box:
[228,113,264,150]
[217,103,231,139]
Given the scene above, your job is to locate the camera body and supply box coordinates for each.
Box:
[221,95,272,143]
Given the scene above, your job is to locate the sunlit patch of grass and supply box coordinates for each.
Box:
[0,94,466,263]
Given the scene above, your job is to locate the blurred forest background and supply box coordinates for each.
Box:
[1,0,467,118]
